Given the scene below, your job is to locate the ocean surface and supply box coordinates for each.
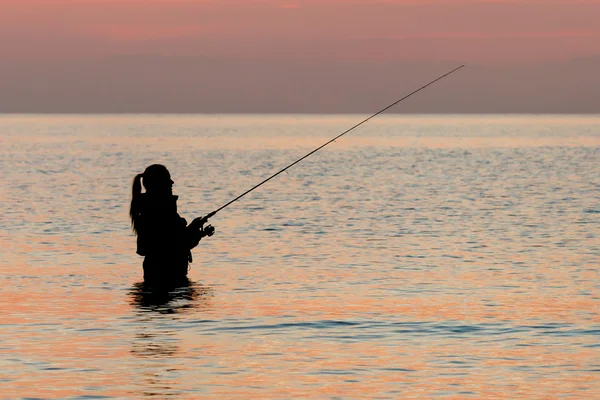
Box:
[1,114,599,399]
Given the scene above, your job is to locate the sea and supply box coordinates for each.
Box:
[1,114,599,399]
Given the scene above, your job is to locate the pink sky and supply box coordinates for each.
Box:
[1,0,599,112]
[2,0,599,64]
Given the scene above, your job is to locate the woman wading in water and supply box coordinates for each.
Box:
[130,164,215,284]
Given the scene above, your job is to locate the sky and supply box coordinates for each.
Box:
[1,0,599,113]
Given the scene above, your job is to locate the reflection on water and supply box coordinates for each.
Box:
[129,279,214,315]
[1,115,599,399]
[129,279,213,360]
[128,280,214,398]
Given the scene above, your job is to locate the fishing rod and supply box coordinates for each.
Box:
[201,65,465,223]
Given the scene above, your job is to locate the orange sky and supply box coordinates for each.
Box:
[1,0,599,112]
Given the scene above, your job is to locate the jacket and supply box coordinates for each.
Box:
[134,193,202,282]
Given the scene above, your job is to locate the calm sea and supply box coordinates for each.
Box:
[1,114,599,399]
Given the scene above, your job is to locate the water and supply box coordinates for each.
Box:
[1,114,599,399]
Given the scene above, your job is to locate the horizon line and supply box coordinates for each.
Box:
[1,112,600,117]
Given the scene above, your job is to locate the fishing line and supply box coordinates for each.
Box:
[202,65,465,221]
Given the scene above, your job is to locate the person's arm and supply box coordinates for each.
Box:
[184,218,203,250]
[186,215,215,249]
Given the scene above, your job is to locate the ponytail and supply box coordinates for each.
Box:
[130,173,144,234]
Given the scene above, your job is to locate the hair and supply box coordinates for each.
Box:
[129,164,170,234]
[130,173,144,234]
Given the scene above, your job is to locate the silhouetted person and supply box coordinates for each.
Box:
[130,164,215,284]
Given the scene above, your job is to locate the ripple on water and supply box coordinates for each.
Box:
[1,115,599,399]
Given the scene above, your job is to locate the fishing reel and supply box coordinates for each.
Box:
[202,224,215,237]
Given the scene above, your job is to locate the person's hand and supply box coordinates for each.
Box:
[190,212,215,230]
[190,216,207,230]
[202,224,215,237]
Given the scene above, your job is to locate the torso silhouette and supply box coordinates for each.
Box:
[135,193,202,282]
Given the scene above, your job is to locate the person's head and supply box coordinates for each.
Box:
[130,164,174,233]
[136,164,174,195]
